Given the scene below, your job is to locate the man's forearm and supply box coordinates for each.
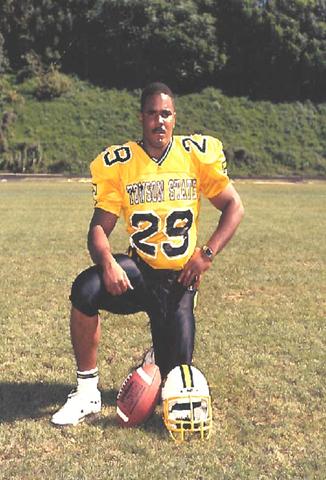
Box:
[87,224,115,266]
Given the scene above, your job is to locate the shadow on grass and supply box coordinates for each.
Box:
[0,382,167,438]
[0,382,118,423]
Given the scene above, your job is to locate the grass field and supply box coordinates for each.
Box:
[0,179,325,479]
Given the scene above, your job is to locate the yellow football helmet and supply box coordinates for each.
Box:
[161,364,212,441]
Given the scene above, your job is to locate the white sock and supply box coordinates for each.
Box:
[76,367,99,393]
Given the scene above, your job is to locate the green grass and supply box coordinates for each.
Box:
[1,74,325,177]
[0,180,325,479]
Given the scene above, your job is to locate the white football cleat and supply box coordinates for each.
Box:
[51,388,101,426]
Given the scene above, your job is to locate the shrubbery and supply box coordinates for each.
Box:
[35,67,72,100]
[0,68,69,172]
[225,147,261,176]
[0,142,42,173]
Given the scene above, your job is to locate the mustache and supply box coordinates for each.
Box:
[152,127,166,134]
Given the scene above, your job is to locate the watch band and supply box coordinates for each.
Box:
[201,245,214,261]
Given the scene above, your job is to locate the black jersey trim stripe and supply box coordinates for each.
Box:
[157,138,173,165]
[137,138,173,166]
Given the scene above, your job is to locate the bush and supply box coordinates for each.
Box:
[0,131,8,154]
[16,51,44,83]
[35,67,71,100]
[225,146,261,175]
[47,159,72,173]
[0,32,9,73]
[1,142,43,173]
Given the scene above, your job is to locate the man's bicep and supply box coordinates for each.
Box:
[209,183,242,212]
[89,208,119,236]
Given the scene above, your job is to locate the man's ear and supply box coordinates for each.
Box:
[173,111,176,127]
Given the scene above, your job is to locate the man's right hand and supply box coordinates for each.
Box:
[102,257,133,296]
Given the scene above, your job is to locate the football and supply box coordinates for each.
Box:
[116,364,162,427]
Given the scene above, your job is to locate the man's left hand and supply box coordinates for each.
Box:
[178,247,212,289]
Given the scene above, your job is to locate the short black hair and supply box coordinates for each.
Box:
[140,82,175,112]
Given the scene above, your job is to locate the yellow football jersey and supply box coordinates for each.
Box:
[91,134,229,270]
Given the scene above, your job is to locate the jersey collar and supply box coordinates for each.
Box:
[138,138,173,166]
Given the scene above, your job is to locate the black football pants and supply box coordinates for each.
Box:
[70,252,196,378]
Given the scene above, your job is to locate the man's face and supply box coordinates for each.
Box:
[140,93,176,156]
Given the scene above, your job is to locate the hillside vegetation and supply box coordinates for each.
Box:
[0,74,325,177]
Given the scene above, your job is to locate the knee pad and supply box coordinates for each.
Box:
[70,256,146,316]
[70,265,103,317]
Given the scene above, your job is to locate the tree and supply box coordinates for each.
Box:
[0,0,94,72]
[66,0,225,91]
[212,0,326,99]
[0,32,9,73]
[0,0,324,99]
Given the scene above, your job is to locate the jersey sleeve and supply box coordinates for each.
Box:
[197,135,230,198]
[90,147,123,216]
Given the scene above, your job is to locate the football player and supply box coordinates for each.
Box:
[51,82,244,426]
